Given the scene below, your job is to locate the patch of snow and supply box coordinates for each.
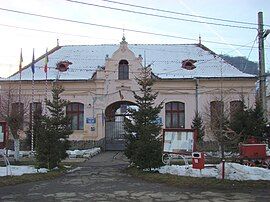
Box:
[66,147,101,158]
[4,147,101,159]
[67,167,82,173]
[0,165,48,177]
[205,151,238,158]
[156,163,270,181]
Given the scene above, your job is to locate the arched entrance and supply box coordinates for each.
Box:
[105,101,137,151]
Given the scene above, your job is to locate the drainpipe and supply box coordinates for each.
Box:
[195,78,199,114]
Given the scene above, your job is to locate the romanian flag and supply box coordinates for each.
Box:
[31,49,35,74]
[19,48,23,72]
[44,48,48,73]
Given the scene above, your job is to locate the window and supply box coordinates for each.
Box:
[118,60,129,80]
[29,102,42,127]
[210,101,224,128]
[66,103,84,130]
[230,100,243,121]
[11,102,24,129]
[165,102,185,128]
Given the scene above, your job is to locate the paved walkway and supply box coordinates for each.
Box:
[0,152,269,201]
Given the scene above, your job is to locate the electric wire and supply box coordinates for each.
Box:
[0,8,261,48]
[0,23,116,40]
[65,0,257,30]
[96,0,264,27]
[100,0,270,27]
[242,36,258,73]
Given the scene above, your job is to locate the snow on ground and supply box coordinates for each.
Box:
[3,147,101,159]
[66,147,101,158]
[0,148,101,177]
[157,163,270,181]
[0,165,48,177]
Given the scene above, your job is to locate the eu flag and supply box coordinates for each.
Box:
[31,49,35,74]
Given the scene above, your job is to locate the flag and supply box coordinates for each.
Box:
[19,48,23,72]
[31,49,35,74]
[44,48,49,73]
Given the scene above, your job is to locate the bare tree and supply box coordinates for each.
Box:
[0,85,30,161]
[203,93,242,159]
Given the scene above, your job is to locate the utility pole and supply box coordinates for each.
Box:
[258,11,267,117]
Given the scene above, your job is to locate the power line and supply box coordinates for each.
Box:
[0,23,113,39]
[96,0,267,27]
[0,8,261,48]
[65,0,257,30]
[242,36,258,73]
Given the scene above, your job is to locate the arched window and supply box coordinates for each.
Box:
[165,102,185,128]
[230,100,243,121]
[11,102,24,129]
[210,101,224,128]
[29,102,42,128]
[118,60,129,80]
[66,103,84,130]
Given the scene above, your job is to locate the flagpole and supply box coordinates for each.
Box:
[45,70,48,115]
[44,48,48,115]
[18,48,22,107]
[31,49,35,153]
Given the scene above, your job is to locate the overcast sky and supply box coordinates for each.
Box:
[0,0,269,78]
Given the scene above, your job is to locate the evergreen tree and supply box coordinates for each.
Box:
[191,112,205,143]
[124,67,163,170]
[230,100,267,142]
[35,84,72,169]
[249,100,267,139]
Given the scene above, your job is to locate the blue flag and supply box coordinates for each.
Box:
[31,49,35,74]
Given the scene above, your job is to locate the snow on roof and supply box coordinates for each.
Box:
[7,43,255,81]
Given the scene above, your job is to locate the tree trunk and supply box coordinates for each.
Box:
[14,138,20,161]
[220,141,225,159]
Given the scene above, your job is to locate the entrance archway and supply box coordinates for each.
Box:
[105,101,137,151]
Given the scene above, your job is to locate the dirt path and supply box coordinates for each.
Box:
[0,152,269,201]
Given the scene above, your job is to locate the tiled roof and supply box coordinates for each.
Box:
[6,43,255,81]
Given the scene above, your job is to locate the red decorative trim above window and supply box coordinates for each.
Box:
[181,59,197,70]
[56,60,72,72]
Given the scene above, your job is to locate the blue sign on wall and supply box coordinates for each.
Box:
[86,117,96,124]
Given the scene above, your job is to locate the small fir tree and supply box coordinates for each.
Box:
[191,112,205,143]
[230,100,267,142]
[35,84,72,169]
[124,67,163,170]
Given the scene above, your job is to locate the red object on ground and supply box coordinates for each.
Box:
[239,144,267,159]
[192,152,205,169]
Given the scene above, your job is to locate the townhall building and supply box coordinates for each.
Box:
[0,38,257,150]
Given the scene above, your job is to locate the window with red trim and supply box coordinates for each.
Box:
[165,102,185,128]
[66,103,84,130]
[210,101,224,128]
